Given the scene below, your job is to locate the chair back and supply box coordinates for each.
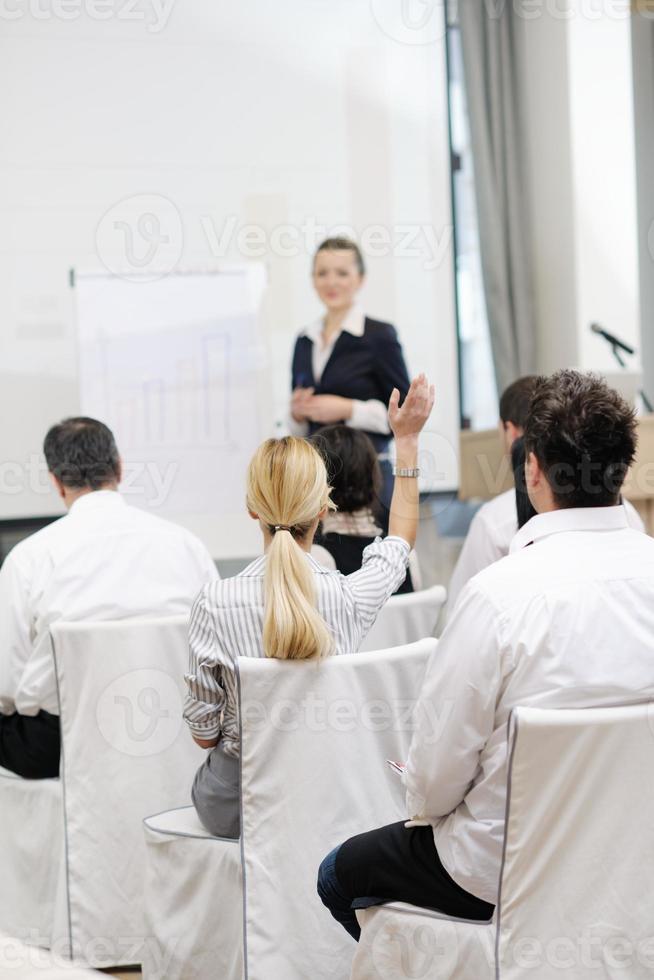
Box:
[237,638,437,980]
[50,616,203,966]
[358,585,446,652]
[498,703,654,979]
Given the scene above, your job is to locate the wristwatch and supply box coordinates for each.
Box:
[392,467,420,478]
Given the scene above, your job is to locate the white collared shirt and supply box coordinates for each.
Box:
[448,490,645,612]
[406,506,654,904]
[0,490,218,716]
[289,305,390,437]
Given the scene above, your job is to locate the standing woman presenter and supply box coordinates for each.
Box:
[290,237,411,528]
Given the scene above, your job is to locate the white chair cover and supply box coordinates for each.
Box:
[238,639,437,980]
[0,935,99,979]
[498,703,654,980]
[352,703,654,980]
[0,770,63,943]
[50,616,204,967]
[358,586,446,652]
[351,904,494,980]
[142,807,242,980]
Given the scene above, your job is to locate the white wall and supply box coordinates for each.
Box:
[518,1,641,381]
[0,0,458,544]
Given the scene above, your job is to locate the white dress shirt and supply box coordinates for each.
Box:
[183,536,410,757]
[289,305,390,437]
[448,489,645,611]
[0,490,218,716]
[406,505,654,904]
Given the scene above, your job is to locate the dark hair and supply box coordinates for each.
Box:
[43,417,121,490]
[499,376,539,430]
[511,436,537,529]
[523,370,637,509]
[311,425,380,513]
[314,237,366,277]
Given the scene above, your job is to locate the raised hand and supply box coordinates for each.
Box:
[388,374,435,440]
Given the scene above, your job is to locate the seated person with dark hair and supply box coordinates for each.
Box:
[511,436,537,530]
[448,375,644,611]
[0,417,217,779]
[311,425,414,594]
[318,370,654,941]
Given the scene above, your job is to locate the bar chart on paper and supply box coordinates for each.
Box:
[75,266,270,558]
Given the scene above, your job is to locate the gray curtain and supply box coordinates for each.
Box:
[458,0,537,393]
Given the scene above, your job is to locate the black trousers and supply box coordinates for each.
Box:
[0,711,60,779]
[318,821,494,941]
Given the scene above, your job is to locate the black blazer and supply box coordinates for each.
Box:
[291,317,411,453]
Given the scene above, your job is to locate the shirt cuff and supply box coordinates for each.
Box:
[184,716,222,740]
[347,399,390,435]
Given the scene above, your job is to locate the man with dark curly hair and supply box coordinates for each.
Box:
[318,370,654,940]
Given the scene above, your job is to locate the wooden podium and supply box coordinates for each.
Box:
[459,417,654,534]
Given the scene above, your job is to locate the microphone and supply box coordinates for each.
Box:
[590,323,635,357]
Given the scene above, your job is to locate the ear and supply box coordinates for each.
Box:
[247,509,259,521]
[116,456,123,485]
[505,421,522,446]
[317,505,329,520]
[525,451,541,491]
[50,473,66,500]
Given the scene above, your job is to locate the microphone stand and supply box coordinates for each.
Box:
[591,324,654,413]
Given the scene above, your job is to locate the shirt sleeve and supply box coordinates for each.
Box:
[347,399,390,435]
[373,324,411,405]
[183,589,227,739]
[345,536,410,638]
[405,583,505,821]
[447,507,506,614]
[0,550,33,715]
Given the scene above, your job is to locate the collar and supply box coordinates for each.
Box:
[239,550,331,577]
[509,504,631,554]
[301,305,365,344]
[68,489,126,514]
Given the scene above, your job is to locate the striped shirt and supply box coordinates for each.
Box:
[183,535,410,758]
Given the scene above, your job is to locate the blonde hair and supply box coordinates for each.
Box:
[247,437,336,661]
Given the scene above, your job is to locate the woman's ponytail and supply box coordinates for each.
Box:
[246,438,335,661]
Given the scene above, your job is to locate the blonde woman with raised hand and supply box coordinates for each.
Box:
[184,374,435,839]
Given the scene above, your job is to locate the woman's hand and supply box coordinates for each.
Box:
[305,395,353,425]
[291,386,315,423]
[388,374,434,440]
